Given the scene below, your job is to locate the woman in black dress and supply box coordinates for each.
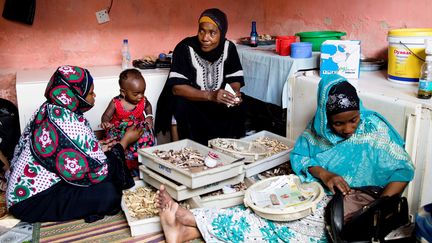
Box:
[156,8,246,145]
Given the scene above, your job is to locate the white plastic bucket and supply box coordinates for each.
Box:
[387,28,432,84]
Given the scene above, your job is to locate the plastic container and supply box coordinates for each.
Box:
[138,139,244,189]
[187,178,256,209]
[140,165,245,201]
[188,191,245,209]
[208,138,268,163]
[418,55,432,99]
[122,39,131,70]
[122,180,197,236]
[121,181,161,236]
[295,31,346,51]
[240,130,294,177]
[387,28,432,84]
[275,36,297,55]
[290,42,312,58]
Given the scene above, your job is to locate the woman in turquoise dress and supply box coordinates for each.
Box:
[155,74,414,243]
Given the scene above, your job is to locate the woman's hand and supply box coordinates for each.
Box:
[172,84,242,107]
[210,89,242,107]
[234,90,243,105]
[119,125,144,150]
[322,171,351,195]
[100,122,113,130]
[308,166,351,195]
[100,137,117,152]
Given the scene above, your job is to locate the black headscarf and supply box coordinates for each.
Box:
[326,81,359,116]
[189,8,228,62]
[155,9,230,135]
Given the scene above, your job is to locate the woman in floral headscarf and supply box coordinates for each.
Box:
[6,65,143,223]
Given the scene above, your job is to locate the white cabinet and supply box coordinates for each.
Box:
[287,70,432,214]
[16,66,169,132]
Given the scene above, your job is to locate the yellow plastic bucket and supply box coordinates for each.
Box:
[387,28,432,84]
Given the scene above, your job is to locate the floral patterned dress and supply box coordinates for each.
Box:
[106,97,155,161]
[6,65,108,208]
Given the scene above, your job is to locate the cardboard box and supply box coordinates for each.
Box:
[320,40,361,79]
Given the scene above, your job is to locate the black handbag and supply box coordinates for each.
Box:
[325,186,409,242]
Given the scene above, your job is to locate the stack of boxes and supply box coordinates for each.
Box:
[122,130,293,236]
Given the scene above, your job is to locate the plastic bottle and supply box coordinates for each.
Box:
[122,39,131,70]
[250,21,258,47]
[418,39,432,99]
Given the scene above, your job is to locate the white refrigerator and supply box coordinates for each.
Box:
[287,70,432,215]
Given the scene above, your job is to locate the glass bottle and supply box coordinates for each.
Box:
[250,21,258,47]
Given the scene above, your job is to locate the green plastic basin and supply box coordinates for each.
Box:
[295,31,346,51]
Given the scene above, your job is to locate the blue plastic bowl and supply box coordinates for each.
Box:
[291,42,312,58]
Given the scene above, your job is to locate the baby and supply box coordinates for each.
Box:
[101,69,155,172]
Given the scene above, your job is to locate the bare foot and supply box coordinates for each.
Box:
[159,200,201,243]
[159,201,181,243]
[155,185,173,209]
[156,185,197,227]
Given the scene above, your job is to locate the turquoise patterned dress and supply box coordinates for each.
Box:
[192,201,328,243]
[290,74,414,187]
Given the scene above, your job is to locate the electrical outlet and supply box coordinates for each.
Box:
[96,9,110,24]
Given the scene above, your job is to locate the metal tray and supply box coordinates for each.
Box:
[239,36,276,46]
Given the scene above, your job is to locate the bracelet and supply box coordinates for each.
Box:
[145,114,154,119]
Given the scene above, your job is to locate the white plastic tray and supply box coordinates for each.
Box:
[140,165,245,201]
[240,130,294,177]
[188,191,245,209]
[208,138,268,163]
[121,180,161,237]
[186,177,257,209]
[138,139,244,189]
[243,175,325,221]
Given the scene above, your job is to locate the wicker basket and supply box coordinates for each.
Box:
[244,175,325,221]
